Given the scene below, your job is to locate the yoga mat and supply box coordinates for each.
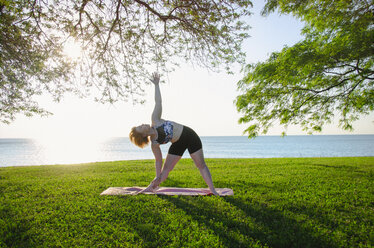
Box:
[100,187,234,196]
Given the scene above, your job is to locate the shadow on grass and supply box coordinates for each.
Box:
[307,163,358,170]
[163,195,337,248]
[0,205,32,247]
[106,197,166,247]
[308,163,373,176]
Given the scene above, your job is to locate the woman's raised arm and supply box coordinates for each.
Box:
[150,72,162,125]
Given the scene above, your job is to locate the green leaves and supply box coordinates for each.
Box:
[236,0,374,138]
[1,0,253,123]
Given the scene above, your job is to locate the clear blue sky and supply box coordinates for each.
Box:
[1,0,373,139]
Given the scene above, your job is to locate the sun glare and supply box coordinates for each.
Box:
[35,136,107,164]
[63,40,82,60]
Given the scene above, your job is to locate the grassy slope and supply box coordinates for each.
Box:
[0,157,373,248]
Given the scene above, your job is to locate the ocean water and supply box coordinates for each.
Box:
[0,135,373,167]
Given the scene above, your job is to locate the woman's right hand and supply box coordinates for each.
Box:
[150,72,160,85]
[134,180,159,195]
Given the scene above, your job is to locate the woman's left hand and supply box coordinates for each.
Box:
[150,72,160,85]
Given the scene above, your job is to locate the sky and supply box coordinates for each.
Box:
[1,0,373,139]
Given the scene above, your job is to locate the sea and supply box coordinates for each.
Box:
[0,135,373,167]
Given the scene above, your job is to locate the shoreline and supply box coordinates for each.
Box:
[2,135,374,167]
[2,156,374,168]
[1,133,374,139]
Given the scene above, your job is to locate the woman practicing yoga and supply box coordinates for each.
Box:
[129,72,219,195]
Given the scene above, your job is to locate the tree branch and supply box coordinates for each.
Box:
[291,77,351,94]
[134,0,168,21]
[102,0,121,53]
[84,11,100,34]
[74,0,90,34]
[323,67,356,76]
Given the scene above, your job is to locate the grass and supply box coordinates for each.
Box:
[0,157,373,247]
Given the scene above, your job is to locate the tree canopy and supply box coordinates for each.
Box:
[0,0,252,123]
[236,0,373,138]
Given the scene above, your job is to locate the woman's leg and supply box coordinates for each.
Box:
[190,149,219,195]
[157,153,181,185]
[139,153,181,193]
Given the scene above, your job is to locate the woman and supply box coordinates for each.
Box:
[129,72,219,195]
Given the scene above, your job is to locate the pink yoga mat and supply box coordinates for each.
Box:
[100,187,234,196]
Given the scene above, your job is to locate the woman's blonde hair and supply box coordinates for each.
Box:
[129,126,150,148]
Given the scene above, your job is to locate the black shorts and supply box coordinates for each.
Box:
[168,126,202,156]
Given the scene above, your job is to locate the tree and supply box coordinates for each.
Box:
[236,0,374,138]
[0,0,252,124]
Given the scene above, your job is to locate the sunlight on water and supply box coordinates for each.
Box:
[1,135,373,167]
[35,136,107,165]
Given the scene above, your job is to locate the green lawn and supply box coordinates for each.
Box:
[0,157,373,247]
